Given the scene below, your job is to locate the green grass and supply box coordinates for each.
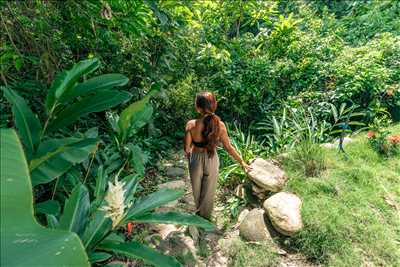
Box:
[282,124,400,266]
[221,238,278,267]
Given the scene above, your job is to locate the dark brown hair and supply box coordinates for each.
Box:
[195,92,220,157]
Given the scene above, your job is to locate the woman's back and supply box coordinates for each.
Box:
[187,118,222,153]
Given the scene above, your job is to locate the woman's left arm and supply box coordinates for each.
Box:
[219,122,252,172]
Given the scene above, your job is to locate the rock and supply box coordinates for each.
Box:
[263,192,303,236]
[158,179,186,190]
[150,224,180,239]
[254,192,267,201]
[247,158,287,192]
[239,208,272,242]
[321,137,354,149]
[276,248,287,255]
[234,184,245,198]
[341,137,353,145]
[252,183,266,194]
[237,209,249,224]
[158,232,199,266]
[251,184,268,200]
[166,167,186,177]
[180,192,196,211]
[206,251,228,267]
[157,180,186,208]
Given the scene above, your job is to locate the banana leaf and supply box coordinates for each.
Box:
[29,137,98,186]
[46,58,99,113]
[0,129,89,266]
[47,90,132,132]
[60,73,129,104]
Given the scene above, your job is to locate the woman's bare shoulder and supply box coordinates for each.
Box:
[185,119,197,131]
[219,120,227,130]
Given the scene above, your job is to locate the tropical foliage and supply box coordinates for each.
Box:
[1,0,399,266]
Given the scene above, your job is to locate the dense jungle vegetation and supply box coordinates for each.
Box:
[1,0,399,266]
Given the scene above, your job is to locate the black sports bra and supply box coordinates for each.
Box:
[192,140,208,148]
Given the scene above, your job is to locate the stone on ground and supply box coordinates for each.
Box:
[206,251,228,267]
[150,224,181,239]
[158,231,200,267]
[166,166,186,177]
[234,184,245,198]
[251,184,268,200]
[263,192,303,236]
[247,158,287,192]
[158,179,186,190]
[252,183,267,193]
[157,179,186,208]
[237,208,249,224]
[321,137,353,149]
[239,208,272,242]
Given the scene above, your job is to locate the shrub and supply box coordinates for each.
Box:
[291,140,326,177]
[158,74,201,138]
[367,116,399,157]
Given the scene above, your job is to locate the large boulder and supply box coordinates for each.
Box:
[263,192,303,236]
[239,208,271,242]
[237,208,250,224]
[247,158,287,192]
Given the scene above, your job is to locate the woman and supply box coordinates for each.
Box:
[184,92,251,220]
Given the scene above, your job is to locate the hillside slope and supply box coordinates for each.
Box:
[282,125,400,266]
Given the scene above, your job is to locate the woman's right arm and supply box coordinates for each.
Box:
[219,122,251,172]
[184,120,194,158]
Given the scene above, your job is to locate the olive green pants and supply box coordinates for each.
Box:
[188,151,219,220]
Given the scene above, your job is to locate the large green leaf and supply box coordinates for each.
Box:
[124,188,184,222]
[118,84,160,142]
[81,210,113,251]
[45,58,99,112]
[130,212,215,231]
[30,137,98,186]
[99,240,181,267]
[35,200,61,216]
[59,184,90,237]
[47,90,132,132]
[88,252,113,263]
[46,214,59,228]
[60,74,129,104]
[0,129,89,266]
[127,144,146,175]
[122,174,141,204]
[94,165,107,200]
[1,86,42,160]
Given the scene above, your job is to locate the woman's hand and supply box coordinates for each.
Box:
[241,161,252,173]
